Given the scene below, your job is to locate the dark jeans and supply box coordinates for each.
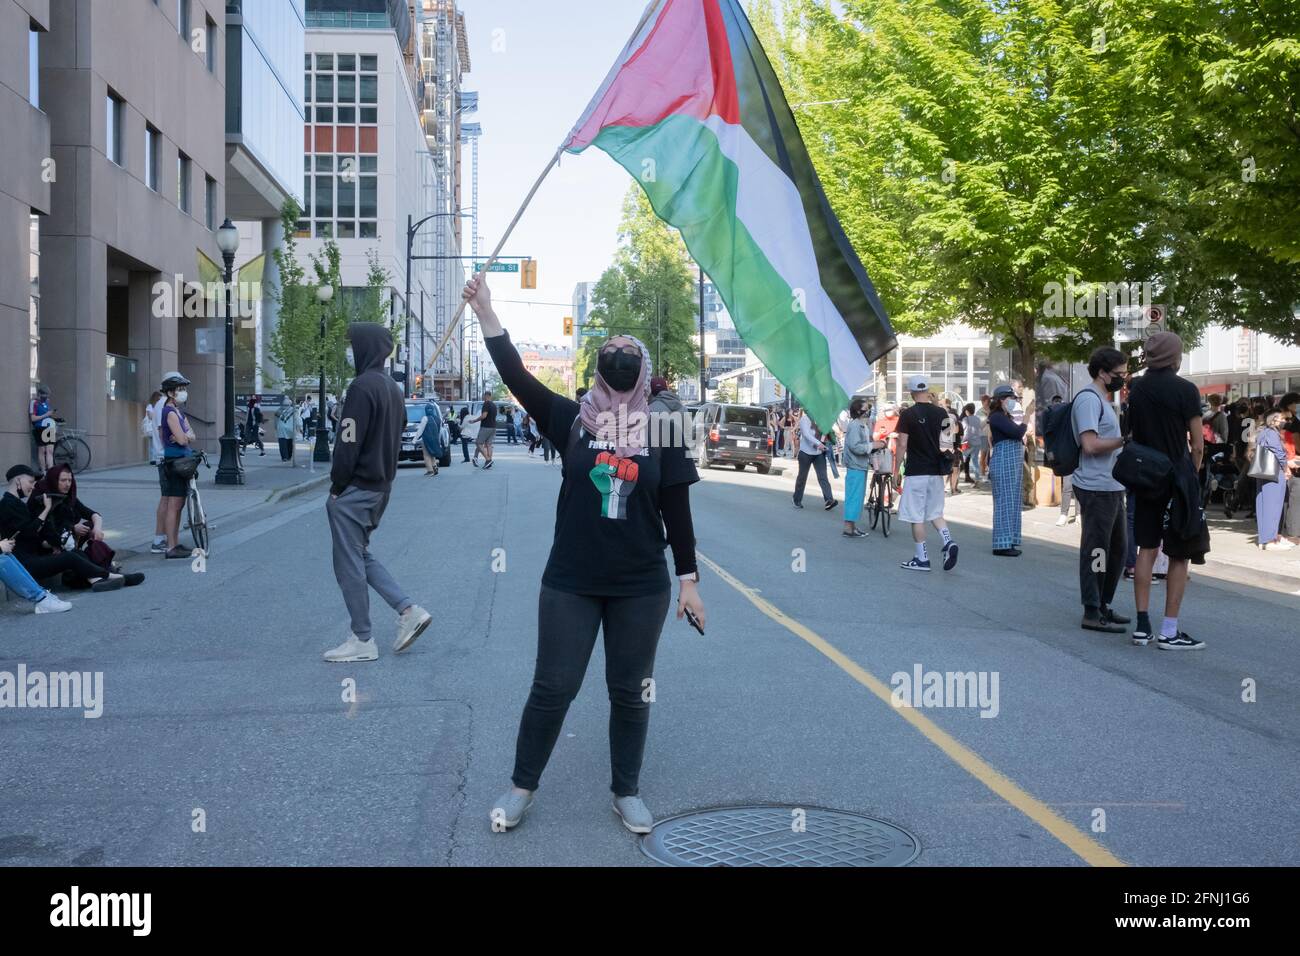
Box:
[542,437,555,462]
[278,438,293,461]
[17,549,110,587]
[793,450,833,504]
[1075,487,1126,612]
[512,584,672,797]
[461,435,472,462]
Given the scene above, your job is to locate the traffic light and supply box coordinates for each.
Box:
[563,316,574,337]
[521,259,538,289]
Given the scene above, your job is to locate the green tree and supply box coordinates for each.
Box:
[1105,0,1300,343]
[266,196,393,400]
[578,186,701,388]
[265,199,319,398]
[534,368,569,396]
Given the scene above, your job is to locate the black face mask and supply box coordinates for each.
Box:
[1103,372,1125,392]
[598,349,642,393]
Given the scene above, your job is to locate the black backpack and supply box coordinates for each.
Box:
[1043,391,1103,477]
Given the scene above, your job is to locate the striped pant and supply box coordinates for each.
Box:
[990,440,1022,549]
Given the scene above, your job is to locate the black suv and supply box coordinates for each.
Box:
[697,402,773,473]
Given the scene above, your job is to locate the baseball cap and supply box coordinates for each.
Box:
[6,464,38,482]
[992,384,1017,400]
[906,374,928,393]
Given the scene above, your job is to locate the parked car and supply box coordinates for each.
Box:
[696,402,773,473]
[400,402,451,467]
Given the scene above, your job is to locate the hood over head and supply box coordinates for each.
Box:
[348,323,394,374]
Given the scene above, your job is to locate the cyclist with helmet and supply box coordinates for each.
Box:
[29,385,56,472]
[158,373,196,558]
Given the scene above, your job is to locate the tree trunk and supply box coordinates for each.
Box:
[1016,331,1038,508]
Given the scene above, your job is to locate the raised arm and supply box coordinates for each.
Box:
[465,276,577,439]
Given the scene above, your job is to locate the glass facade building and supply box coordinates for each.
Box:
[226,0,307,208]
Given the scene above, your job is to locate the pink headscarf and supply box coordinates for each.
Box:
[579,334,652,458]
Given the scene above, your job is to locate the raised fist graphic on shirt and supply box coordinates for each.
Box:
[589,451,639,519]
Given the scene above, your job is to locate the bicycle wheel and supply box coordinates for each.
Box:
[867,486,881,530]
[187,487,209,554]
[55,436,92,474]
[880,499,891,537]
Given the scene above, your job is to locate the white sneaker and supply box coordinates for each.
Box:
[394,604,432,653]
[1263,540,1296,551]
[1055,515,1068,527]
[34,593,72,614]
[323,635,378,662]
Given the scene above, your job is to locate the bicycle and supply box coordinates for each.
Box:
[52,426,92,474]
[866,470,894,538]
[177,451,212,555]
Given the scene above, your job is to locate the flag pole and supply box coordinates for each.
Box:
[424,146,565,379]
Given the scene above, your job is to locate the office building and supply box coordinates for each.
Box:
[4,0,231,469]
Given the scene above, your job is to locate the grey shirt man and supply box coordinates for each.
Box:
[1070,383,1123,492]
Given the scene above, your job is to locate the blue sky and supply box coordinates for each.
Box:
[456,0,656,346]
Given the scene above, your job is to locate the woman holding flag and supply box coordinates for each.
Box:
[463,275,706,836]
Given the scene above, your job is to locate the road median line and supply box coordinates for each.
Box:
[697,550,1126,867]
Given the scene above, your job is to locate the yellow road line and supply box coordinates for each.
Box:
[697,551,1126,868]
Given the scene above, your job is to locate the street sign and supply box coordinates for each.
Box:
[579,327,605,340]
[473,262,519,273]
[1113,304,1167,343]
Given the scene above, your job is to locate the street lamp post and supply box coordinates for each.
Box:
[406,210,472,398]
[214,219,244,485]
[314,284,334,463]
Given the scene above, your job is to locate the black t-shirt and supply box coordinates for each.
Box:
[1128,367,1201,463]
[896,402,950,475]
[483,332,699,596]
[481,400,497,429]
[545,415,698,595]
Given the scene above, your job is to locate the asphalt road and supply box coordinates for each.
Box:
[2,444,1297,866]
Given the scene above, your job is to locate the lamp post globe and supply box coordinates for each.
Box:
[214,219,245,485]
[314,284,335,464]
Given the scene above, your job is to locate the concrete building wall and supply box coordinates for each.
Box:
[37,0,229,468]
[0,0,52,469]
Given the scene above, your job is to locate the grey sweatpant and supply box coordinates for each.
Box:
[326,487,412,640]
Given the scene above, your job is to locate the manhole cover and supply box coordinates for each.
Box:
[640,805,919,867]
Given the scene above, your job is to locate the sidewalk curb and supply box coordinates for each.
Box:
[265,474,331,505]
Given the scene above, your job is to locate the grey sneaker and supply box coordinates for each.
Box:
[612,795,654,834]
[490,789,533,831]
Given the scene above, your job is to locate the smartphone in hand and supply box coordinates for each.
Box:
[684,606,705,636]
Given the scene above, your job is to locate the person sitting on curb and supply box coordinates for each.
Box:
[1,535,72,613]
[28,465,144,589]
[0,465,128,593]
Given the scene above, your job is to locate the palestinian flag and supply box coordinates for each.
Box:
[563,0,895,431]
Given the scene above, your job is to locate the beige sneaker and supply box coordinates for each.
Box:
[323,635,378,663]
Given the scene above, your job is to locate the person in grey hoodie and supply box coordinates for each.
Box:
[648,376,689,451]
[322,323,431,663]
